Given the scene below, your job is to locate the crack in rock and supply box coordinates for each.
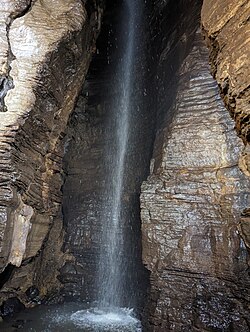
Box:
[0,0,33,112]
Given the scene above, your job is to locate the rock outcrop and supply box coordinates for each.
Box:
[0,0,103,307]
[141,11,250,332]
[201,0,249,146]
[201,0,250,253]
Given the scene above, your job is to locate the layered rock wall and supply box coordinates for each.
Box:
[141,2,250,329]
[0,0,249,327]
[0,0,103,306]
[201,0,250,257]
[201,0,250,146]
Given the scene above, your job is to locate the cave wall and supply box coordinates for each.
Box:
[0,0,248,328]
[0,0,103,307]
[141,0,250,330]
[201,0,250,255]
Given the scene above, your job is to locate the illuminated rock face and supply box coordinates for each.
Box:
[0,0,103,305]
[201,0,250,145]
[140,1,250,330]
[201,0,250,257]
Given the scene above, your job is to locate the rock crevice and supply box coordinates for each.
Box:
[0,0,33,112]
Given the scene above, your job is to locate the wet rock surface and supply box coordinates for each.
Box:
[201,0,250,145]
[140,20,250,332]
[0,297,25,317]
[0,0,249,330]
[201,0,250,259]
[0,0,103,307]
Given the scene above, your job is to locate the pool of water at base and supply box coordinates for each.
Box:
[1,302,142,332]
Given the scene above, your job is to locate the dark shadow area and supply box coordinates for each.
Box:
[0,264,15,289]
[61,0,152,313]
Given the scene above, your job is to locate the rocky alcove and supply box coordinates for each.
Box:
[0,0,249,331]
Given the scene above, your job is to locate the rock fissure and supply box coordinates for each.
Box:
[0,0,33,113]
[0,24,14,113]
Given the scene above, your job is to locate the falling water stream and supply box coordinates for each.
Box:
[97,0,137,307]
[70,0,142,330]
[1,1,143,331]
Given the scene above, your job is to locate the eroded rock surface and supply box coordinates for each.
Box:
[0,0,103,306]
[0,0,31,111]
[202,0,250,269]
[201,0,250,145]
[141,29,250,331]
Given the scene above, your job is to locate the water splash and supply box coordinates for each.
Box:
[1,303,141,331]
[68,1,142,330]
[70,307,141,331]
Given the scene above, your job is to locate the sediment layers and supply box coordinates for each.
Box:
[0,0,103,307]
[141,28,250,331]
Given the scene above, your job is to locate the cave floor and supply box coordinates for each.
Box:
[1,302,141,332]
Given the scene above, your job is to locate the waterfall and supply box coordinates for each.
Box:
[69,1,143,330]
[96,0,137,308]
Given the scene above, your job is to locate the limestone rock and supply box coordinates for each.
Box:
[141,29,250,331]
[201,0,250,161]
[202,0,250,265]
[0,0,103,305]
[0,0,31,76]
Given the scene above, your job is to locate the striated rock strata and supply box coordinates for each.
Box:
[0,0,103,307]
[201,0,250,146]
[201,0,250,253]
[141,28,250,331]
